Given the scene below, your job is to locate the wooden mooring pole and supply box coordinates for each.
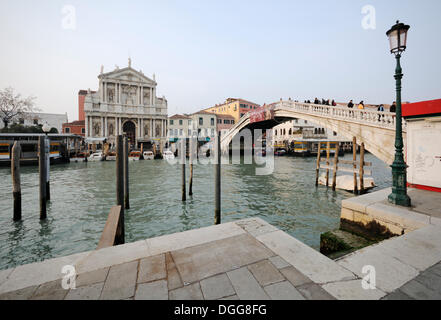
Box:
[181,139,186,201]
[11,142,22,221]
[189,137,194,196]
[353,137,358,195]
[325,141,331,187]
[39,136,47,219]
[45,136,50,201]
[214,135,221,225]
[359,142,365,195]
[315,142,322,186]
[115,135,125,245]
[123,137,130,209]
[332,143,340,191]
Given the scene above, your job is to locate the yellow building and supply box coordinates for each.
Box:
[203,98,261,123]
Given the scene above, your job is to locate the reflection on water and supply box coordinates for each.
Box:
[0,153,391,270]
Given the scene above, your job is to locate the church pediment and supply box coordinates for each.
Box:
[99,67,156,86]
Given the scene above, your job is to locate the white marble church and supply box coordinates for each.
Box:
[84,59,168,150]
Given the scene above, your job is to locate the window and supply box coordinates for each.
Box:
[169,119,174,125]
[188,120,192,125]
[169,129,173,136]
[199,117,203,126]
[211,128,214,136]
[211,118,215,126]
[174,129,178,136]
[188,129,191,136]
[19,118,24,124]
[305,120,308,124]
[33,119,39,125]
[81,128,85,134]
[333,131,337,136]
[231,120,235,124]
[180,129,183,136]
[179,120,183,125]
[65,127,71,133]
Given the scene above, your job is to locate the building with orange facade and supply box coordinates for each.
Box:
[203,98,260,123]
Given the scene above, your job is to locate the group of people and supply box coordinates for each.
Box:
[304,98,337,106]
[347,100,397,113]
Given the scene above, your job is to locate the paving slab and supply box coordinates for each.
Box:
[367,202,429,230]
[382,289,414,300]
[75,240,149,274]
[31,280,69,300]
[263,281,305,300]
[134,280,168,300]
[426,263,441,277]
[341,188,391,213]
[0,268,14,287]
[147,222,246,256]
[169,282,204,300]
[100,260,138,300]
[296,283,335,300]
[200,273,236,300]
[137,254,166,283]
[0,285,37,300]
[235,218,279,237]
[413,271,441,293]
[171,233,273,284]
[76,267,109,288]
[248,260,285,287]
[227,267,270,300]
[322,280,386,300]
[337,247,419,293]
[257,230,356,284]
[399,278,441,300]
[269,256,290,270]
[165,252,183,291]
[65,283,104,300]
[0,251,88,294]
[279,267,312,287]
[219,294,239,300]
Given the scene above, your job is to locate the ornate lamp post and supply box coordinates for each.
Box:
[386,21,411,207]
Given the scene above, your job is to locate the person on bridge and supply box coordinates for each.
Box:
[358,101,365,109]
[347,100,354,108]
[377,104,385,121]
[331,100,337,106]
[390,101,396,113]
[314,98,319,104]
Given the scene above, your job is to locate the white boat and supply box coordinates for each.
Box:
[88,152,104,162]
[143,150,154,160]
[162,150,175,160]
[129,151,141,161]
[318,174,376,192]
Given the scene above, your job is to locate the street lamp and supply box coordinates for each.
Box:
[42,123,51,135]
[386,20,411,207]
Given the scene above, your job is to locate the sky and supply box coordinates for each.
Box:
[0,0,440,121]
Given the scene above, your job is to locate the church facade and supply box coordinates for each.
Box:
[83,60,168,150]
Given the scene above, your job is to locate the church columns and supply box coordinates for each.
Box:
[140,87,143,105]
[85,115,89,137]
[101,117,104,137]
[150,88,153,105]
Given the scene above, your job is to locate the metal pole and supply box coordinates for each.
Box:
[123,137,130,209]
[388,54,411,206]
[45,135,50,201]
[11,142,21,221]
[189,137,194,196]
[214,135,221,225]
[353,137,358,194]
[39,136,47,220]
[116,135,125,244]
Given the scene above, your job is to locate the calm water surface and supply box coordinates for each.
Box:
[0,154,391,270]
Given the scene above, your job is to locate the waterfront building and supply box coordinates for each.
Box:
[83,59,168,151]
[216,114,235,136]
[168,114,192,141]
[203,98,260,123]
[0,112,68,133]
[62,120,85,137]
[167,111,217,141]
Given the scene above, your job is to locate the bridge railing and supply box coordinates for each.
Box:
[278,101,405,130]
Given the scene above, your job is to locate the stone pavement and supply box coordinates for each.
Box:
[0,216,440,300]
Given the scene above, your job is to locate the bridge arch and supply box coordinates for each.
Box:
[221,101,406,165]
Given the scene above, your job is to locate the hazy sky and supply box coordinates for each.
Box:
[1,0,440,121]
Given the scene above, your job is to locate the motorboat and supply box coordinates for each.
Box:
[70,152,87,163]
[143,150,154,160]
[162,150,175,160]
[129,151,142,161]
[274,148,287,156]
[88,151,104,161]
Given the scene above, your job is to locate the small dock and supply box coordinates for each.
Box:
[1,212,440,300]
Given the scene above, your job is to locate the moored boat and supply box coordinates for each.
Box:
[129,150,141,161]
[106,151,116,161]
[143,150,154,160]
[88,151,104,162]
[70,152,87,163]
[162,150,175,160]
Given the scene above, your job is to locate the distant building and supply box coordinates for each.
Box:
[167,111,217,141]
[0,112,68,133]
[204,98,260,123]
[83,59,168,150]
[168,114,192,140]
[216,114,235,136]
[62,120,85,136]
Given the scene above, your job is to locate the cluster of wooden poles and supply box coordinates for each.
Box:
[315,137,368,195]
[11,136,52,221]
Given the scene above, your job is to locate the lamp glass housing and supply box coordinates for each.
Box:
[386,21,410,54]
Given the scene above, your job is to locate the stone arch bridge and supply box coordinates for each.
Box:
[221,101,406,165]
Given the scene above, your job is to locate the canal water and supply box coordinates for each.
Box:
[0,154,391,270]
